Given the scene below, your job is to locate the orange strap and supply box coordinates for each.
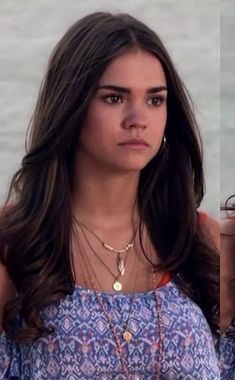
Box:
[198,211,207,224]
[157,272,172,288]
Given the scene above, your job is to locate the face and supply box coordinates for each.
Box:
[78,49,167,173]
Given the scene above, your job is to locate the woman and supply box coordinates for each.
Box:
[0,12,220,379]
[220,198,235,378]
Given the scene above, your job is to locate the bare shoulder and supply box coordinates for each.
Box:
[199,212,220,250]
[220,218,235,257]
[0,262,15,331]
[220,218,235,333]
[220,217,235,272]
[221,217,235,236]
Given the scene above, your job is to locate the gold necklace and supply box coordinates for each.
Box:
[74,217,139,286]
[75,231,104,291]
[90,270,164,379]
[77,222,133,292]
[72,223,164,378]
[74,217,138,254]
[121,255,139,342]
[74,229,138,342]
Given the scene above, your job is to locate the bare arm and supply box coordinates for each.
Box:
[0,262,15,332]
[220,219,235,334]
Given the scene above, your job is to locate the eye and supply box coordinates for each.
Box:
[147,95,165,107]
[102,94,123,104]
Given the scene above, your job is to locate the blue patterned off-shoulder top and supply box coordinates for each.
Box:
[220,321,235,379]
[0,276,220,379]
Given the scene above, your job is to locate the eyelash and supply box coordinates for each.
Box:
[102,94,123,104]
[102,94,165,106]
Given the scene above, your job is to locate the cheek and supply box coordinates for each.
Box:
[160,106,167,125]
[82,106,120,144]
[151,109,167,135]
[84,102,115,129]
[79,111,115,152]
[80,111,102,140]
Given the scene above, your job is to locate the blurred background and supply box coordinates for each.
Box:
[0,0,220,217]
[221,0,235,216]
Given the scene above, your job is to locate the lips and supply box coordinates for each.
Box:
[118,138,149,146]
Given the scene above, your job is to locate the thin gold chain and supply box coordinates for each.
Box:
[74,228,104,290]
[73,227,164,379]
[77,222,131,281]
[74,223,139,335]
[90,270,164,379]
[73,216,139,253]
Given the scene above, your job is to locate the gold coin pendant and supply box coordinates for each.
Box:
[113,280,122,292]
[123,330,133,342]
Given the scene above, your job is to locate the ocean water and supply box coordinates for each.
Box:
[0,0,221,217]
[221,0,235,211]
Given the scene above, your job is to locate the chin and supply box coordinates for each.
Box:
[114,158,151,173]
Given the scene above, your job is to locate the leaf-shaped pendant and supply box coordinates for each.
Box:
[118,256,125,276]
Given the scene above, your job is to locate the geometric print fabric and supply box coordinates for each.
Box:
[0,279,224,379]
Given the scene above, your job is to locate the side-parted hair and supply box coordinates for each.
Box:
[0,12,219,343]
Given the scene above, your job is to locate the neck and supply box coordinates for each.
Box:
[72,159,140,229]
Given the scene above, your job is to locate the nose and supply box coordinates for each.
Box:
[122,107,147,130]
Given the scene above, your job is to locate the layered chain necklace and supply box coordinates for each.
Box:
[90,270,163,380]
[74,222,138,342]
[72,218,164,379]
[75,217,138,292]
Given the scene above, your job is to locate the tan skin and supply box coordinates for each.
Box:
[71,49,167,293]
[220,218,235,334]
[70,49,220,293]
[0,49,220,327]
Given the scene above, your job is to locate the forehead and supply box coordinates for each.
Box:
[99,49,166,87]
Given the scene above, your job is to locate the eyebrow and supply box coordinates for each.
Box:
[96,84,167,94]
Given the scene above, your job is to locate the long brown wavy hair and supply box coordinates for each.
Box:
[0,12,219,343]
